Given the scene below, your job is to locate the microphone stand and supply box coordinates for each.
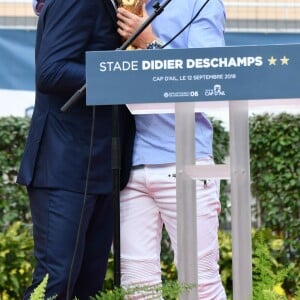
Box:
[60,0,172,113]
[60,0,173,288]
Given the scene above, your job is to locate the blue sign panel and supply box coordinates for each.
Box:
[86,44,300,105]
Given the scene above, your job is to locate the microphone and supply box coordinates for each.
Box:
[60,0,172,112]
[60,84,86,112]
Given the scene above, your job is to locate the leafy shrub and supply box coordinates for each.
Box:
[211,118,230,225]
[0,221,34,299]
[1,114,300,298]
[30,273,48,300]
[252,229,288,300]
[94,281,193,300]
[218,228,300,300]
[29,228,300,300]
[29,274,193,300]
[250,113,300,295]
[0,117,31,230]
[218,230,233,296]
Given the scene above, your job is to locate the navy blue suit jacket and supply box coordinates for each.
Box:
[17,0,135,194]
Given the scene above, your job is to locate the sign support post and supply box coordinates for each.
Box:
[229,101,253,300]
[175,102,198,299]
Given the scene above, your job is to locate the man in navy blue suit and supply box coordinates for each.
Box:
[17,0,135,299]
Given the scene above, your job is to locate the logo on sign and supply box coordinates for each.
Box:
[205,84,225,97]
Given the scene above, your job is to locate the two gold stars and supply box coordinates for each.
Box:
[268,56,289,65]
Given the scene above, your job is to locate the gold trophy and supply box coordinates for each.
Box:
[117,0,145,49]
[117,0,144,16]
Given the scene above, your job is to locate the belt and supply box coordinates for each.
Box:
[132,164,145,170]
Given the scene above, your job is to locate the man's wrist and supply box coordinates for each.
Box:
[146,39,163,50]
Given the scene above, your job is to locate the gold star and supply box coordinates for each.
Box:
[268,56,277,65]
[280,56,289,65]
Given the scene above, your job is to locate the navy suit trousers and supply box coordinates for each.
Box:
[23,187,113,300]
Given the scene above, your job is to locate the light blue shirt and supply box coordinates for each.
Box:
[132,0,226,166]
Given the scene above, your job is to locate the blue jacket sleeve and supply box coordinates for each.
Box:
[35,0,98,96]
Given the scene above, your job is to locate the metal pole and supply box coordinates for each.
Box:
[175,102,198,299]
[229,100,253,300]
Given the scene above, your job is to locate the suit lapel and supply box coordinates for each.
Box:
[103,0,118,22]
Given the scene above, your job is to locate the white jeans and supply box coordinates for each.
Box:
[120,158,226,299]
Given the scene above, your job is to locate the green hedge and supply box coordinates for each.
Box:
[0,221,34,299]
[0,116,31,229]
[250,113,300,296]
[0,114,299,299]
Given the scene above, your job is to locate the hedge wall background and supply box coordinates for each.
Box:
[0,113,299,299]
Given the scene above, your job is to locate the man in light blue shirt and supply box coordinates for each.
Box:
[117,0,226,298]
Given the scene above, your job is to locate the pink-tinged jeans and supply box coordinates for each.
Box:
[120,158,226,299]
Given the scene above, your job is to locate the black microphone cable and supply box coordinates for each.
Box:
[66,105,96,300]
